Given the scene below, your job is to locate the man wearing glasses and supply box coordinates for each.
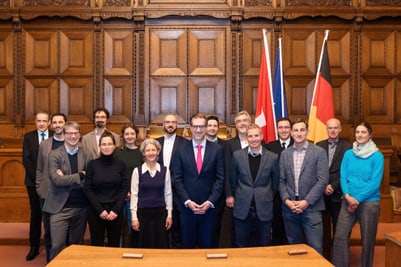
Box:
[81,107,120,160]
[43,121,92,261]
[172,113,224,248]
[265,117,293,245]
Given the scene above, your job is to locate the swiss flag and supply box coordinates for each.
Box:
[255,29,277,143]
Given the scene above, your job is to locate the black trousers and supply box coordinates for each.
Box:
[26,186,42,247]
[87,205,123,247]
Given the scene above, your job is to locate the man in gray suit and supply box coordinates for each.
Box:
[81,107,120,160]
[279,118,329,255]
[229,123,279,247]
[36,112,67,263]
[43,121,92,261]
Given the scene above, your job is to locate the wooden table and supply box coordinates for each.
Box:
[46,244,333,267]
[384,231,401,267]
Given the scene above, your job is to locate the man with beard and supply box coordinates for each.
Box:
[157,113,186,248]
[206,115,227,247]
[36,112,67,262]
[82,107,120,160]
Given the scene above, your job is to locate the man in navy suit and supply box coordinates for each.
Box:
[173,113,224,248]
[279,118,329,255]
[157,113,187,248]
[265,117,293,245]
[23,111,51,261]
[229,124,279,247]
[316,118,351,259]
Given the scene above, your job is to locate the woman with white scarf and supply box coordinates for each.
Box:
[332,121,384,267]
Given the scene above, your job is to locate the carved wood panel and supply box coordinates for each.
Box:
[361,28,401,123]
[23,27,94,123]
[60,31,93,76]
[24,30,58,76]
[104,29,132,76]
[147,26,228,123]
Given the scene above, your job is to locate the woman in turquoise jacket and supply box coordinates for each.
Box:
[332,121,384,267]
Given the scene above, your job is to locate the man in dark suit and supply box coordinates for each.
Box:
[157,113,187,248]
[265,117,293,245]
[316,118,351,259]
[42,121,91,261]
[279,118,329,255]
[206,115,226,247]
[229,123,279,247]
[224,110,251,247]
[36,112,67,263]
[23,111,51,261]
[173,113,224,248]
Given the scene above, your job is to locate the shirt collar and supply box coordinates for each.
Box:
[192,139,206,149]
[65,145,79,156]
[248,147,262,157]
[292,141,309,151]
[141,162,161,174]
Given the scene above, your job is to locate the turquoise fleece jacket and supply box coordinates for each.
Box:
[340,149,384,203]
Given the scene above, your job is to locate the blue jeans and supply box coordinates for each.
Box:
[332,200,380,267]
[233,208,272,247]
[282,206,323,254]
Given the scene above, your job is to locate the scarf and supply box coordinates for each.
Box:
[352,138,378,159]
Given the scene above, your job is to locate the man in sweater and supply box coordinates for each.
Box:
[43,121,92,261]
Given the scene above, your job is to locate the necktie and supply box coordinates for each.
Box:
[281,142,286,149]
[40,132,45,141]
[196,145,203,174]
[328,142,336,167]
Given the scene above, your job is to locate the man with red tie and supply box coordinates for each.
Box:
[172,113,224,248]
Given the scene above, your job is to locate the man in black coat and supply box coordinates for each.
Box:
[264,117,293,245]
[316,118,351,259]
[22,111,51,260]
[157,113,187,248]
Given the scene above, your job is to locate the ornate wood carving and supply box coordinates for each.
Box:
[285,0,352,5]
[23,0,90,6]
[245,0,272,6]
[0,0,9,7]
[366,0,401,5]
[103,0,131,6]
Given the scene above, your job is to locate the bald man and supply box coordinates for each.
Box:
[316,118,351,258]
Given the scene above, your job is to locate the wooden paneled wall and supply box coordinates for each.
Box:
[1,0,401,221]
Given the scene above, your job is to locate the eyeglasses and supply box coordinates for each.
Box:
[64,132,80,136]
[191,125,206,129]
[235,118,250,123]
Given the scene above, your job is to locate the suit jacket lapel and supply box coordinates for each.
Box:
[254,152,267,183]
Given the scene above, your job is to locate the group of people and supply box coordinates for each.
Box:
[23,108,384,267]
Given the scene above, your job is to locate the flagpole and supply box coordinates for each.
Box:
[309,30,330,114]
[278,37,285,117]
[262,29,277,138]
